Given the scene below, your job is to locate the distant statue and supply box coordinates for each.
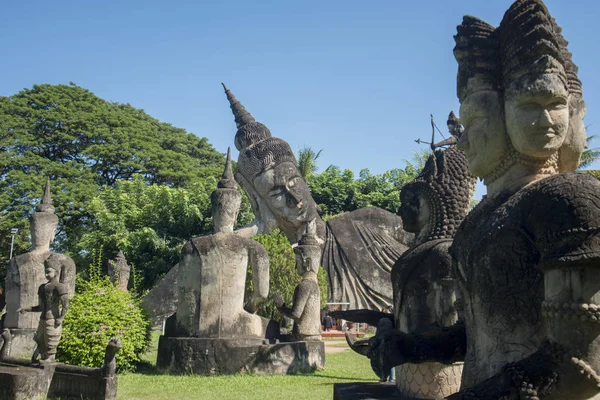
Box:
[17,255,69,362]
[108,250,131,292]
[4,177,76,357]
[222,84,413,311]
[375,2,600,399]
[175,148,272,338]
[274,222,322,342]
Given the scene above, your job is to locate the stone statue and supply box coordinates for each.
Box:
[4,177,76,357]
[175,148,271,338]
[370,2,600,399]
[391,146,474,399]
[345,145,474,398]
[274,222,322,342]
[108,250,130,292]
[222,83,413,311]
[17,255,69,362]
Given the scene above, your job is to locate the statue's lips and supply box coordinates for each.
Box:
[538,129,556,138]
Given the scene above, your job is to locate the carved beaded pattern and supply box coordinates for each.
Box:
[541,301,600,323]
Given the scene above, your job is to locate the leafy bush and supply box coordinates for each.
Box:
[246,230,328,322]
[57,253,151,370]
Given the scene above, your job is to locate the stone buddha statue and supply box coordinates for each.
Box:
[175,148,272,339]
[369,2,600,398]
[274,223,322,342]
[4,178,76,357]
[222,84,413,311]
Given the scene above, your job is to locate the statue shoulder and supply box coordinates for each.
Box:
[519,173,600,269]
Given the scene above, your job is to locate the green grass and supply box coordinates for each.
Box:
[117,335,377,400]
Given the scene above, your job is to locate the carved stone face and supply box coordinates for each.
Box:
[505,74,569,159]
[253,162,318,228]
[399,188,430,235]
[458,90,508,178]
[45,267,57,281]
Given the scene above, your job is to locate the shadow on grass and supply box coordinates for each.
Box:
[134,360,162,375]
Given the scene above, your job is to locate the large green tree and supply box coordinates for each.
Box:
[0,83,225,280]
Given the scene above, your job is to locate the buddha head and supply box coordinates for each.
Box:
[223,84,319,240]
[399,147,475,243]
[453,16,508,181]
[44,253,63,282]
[211,147,241,234]
[499,0,585,165]
[30,177,59,252]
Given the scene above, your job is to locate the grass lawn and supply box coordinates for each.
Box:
[117,334,377,400]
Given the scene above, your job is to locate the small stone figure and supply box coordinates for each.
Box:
[175,148,271,338]
[108,250,130,292]
[222,83,413,311]
[274,223,322,342]
[17,255,69,362]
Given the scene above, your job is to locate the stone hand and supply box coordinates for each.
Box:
[17,307,27,314]
[273,292,285,308]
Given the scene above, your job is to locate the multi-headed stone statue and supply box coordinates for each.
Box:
[175,148,271,338]
[274,222,322,342]
[17,255,69,362]
[4,178,76,357]
[222,83,413,311]
[372,2,600,398]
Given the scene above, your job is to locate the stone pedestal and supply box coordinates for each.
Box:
[395,362,463,399]
[156,336,325,375]
[4,329,36,359]
[0,361,55,400]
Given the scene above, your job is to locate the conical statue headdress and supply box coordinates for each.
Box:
[36,176,55,213]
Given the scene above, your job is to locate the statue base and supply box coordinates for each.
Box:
[0,361,55,400]
[0,358,118,400]
[2,329,36,359]
[156,336,325,375]
[333,382,398,400]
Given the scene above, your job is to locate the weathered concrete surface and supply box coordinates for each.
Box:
[0,361,55,400]
[157,337,325,375]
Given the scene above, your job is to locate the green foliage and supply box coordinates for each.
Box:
[297,146,323,180]
[578,135,600,170]
[0,83,225,279]
[245,230,328,322]
[57,249,151,370]
[308,162,422,217]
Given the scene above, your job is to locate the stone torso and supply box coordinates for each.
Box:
[177,233,266,338]
[451,173,600,388]
[39,281,67,320]
[392,239,457,334]
[292,279,321,339]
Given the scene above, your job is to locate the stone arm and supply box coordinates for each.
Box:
[367,320,467,377]
[56,292,69,325]
[277,285,309,320]
[245,241,269,313]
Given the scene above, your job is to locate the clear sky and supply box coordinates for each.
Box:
[2,0,598,199]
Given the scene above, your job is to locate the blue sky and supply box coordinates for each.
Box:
[2,1,598,199]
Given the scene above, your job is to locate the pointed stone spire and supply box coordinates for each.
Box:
[36,176,55,213]
[222,83,255,129]
[217,147,237,189]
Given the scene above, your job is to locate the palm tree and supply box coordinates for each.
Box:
[578,135,600,170]
[297,146,323,180]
